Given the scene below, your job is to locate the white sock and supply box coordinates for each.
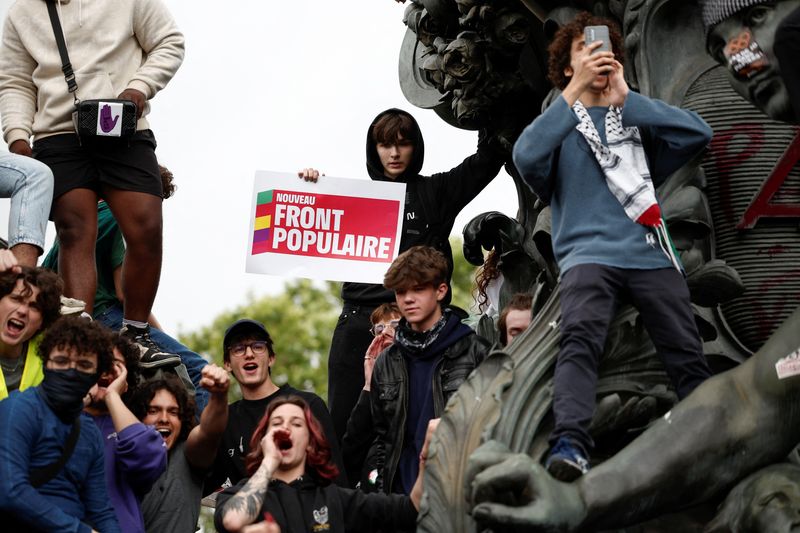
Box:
[122,318,149,330]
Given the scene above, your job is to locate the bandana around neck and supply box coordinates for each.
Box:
[572,100,683,272]
[395,312,448,354]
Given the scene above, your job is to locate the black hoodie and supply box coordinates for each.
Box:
[215,473,417,533]
[341,108,506,304]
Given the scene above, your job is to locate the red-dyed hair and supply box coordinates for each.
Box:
[244,396,340,483]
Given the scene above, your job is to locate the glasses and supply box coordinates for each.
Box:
[48,354,97,373]
[370,319,400,337]
[229,341,269,358]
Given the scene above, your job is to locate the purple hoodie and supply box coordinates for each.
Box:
[92,414,167,533]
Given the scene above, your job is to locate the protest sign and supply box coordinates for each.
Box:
[246,171,406,283]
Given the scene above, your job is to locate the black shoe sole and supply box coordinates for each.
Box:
[139,354,182,369]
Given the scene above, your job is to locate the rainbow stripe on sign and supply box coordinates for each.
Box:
[252,190,273,255]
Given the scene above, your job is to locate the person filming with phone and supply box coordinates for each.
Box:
[511,12,713,481]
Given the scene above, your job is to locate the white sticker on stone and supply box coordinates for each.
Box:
[775,348,800,379]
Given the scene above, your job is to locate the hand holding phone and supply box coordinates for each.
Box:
[584,25,611,54]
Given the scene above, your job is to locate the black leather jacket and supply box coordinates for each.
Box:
[367,332,490,493]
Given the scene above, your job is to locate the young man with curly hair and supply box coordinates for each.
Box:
[131,366,229,533]
[0,316,120,532]
[366,245,489,495]
[0,251,63,400]
[512,12,713,481]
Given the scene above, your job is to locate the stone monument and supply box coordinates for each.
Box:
[391,0,800,531]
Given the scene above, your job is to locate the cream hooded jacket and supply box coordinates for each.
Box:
[0,0,184,145]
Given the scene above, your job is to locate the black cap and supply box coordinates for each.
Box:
[223,319,272,351]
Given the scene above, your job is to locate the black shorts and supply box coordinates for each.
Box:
[33,129,162,205]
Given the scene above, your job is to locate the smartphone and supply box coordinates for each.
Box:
[584,25,611,54]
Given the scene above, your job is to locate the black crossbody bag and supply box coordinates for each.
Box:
[46,0,137,139]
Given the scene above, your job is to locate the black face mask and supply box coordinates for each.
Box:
[39,368,98,421]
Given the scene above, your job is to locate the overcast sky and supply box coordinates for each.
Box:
[0,0,519,335]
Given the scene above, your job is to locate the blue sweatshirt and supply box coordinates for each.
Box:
[513,91,712,274]
[0,388,120,533]
[92,414,167,533]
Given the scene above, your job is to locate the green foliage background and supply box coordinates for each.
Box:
[179,238,478,403]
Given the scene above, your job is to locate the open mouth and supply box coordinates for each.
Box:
[157,428,172,439]
[7,318,24,335]
[274,431,293,451]
[243,362,258,372]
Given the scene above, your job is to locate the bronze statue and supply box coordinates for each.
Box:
[467,306,800,531]
[706,463,800,533]
[702,0,800,124]
[390,0,800,531]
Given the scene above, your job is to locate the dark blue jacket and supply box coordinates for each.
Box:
[0,388,120,533]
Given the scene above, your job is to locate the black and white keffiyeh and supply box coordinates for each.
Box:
[572,100,683,271]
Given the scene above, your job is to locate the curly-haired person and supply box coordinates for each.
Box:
[130,365,230,533]
[513,11,713,480]
[0,316,120,532]
[0,251,63,400]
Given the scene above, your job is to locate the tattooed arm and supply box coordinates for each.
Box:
[220,430,281,533]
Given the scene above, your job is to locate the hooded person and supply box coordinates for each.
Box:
[299,108,506,443]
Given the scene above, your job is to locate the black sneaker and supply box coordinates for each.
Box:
[120,324,181,369]
[545,437,590,482]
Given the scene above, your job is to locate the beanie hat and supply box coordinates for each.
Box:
[701,0,770,35]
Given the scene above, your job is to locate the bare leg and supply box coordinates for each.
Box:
[52,188,99,312]
[102,187,163,323]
